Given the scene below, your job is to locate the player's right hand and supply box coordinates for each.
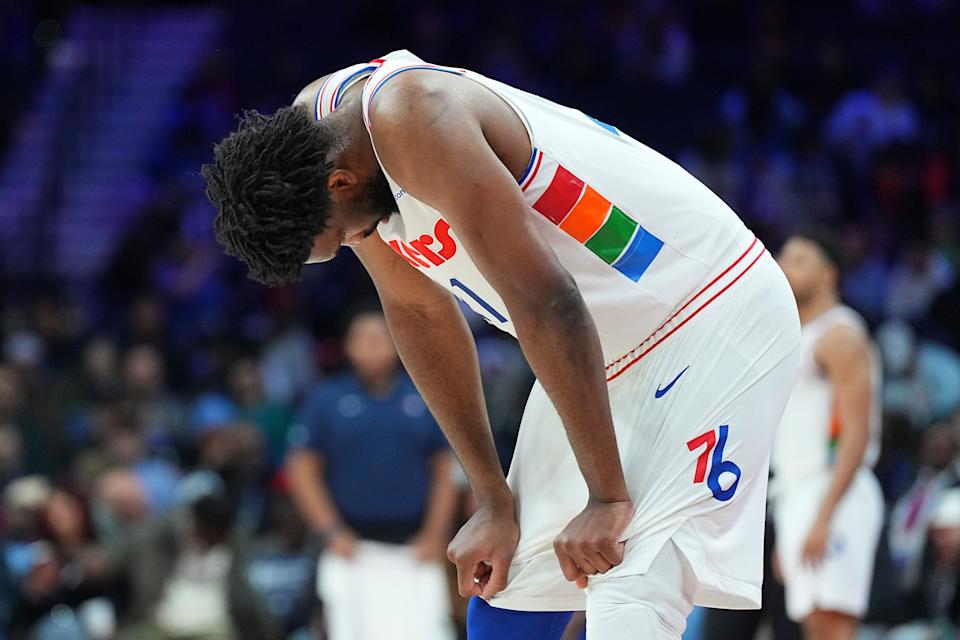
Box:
[447,501,519,600]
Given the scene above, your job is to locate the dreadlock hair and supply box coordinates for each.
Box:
[202,105,344,286]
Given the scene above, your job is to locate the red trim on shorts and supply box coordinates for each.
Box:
[605,244,766,382]
[605,236,758,372]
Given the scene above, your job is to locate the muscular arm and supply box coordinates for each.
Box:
[353,235,511,509]
[814,325,874,523]
[355,234,517,595]
[368,75,629,504]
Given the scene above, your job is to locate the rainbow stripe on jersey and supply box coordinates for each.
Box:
[521,150,664,282]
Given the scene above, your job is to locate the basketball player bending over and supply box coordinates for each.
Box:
[202,50,801,638]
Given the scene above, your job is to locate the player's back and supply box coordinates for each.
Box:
[319,50,765,379]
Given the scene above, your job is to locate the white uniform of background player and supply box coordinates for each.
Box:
[772,238,884,637]
[317,50,802,637]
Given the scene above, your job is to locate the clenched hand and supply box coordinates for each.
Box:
[554,498,634,589]
[447,502,520,600]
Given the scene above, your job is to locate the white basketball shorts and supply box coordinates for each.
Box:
[488,248,801,613]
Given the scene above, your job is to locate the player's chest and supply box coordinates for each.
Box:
[377,200,515,329]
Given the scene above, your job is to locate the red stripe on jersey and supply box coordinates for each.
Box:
[532,165,585,225]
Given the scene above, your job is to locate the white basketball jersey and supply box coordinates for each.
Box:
[315,50,760,380]
[771,305,882,484]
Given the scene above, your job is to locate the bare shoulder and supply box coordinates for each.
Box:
[365,68,530,188]
[814,323,870,371]
[292,74,333,109]
[368,70,465,131]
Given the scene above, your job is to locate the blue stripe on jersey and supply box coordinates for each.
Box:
[612,225,664,281]
[333,65,379,110]
[517,147,538,185]
[588,114,620,136]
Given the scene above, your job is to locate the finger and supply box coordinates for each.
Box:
[454,556,483,597]
[597,540,625,567]
[576,575,588,589]
[480,558,510,600]
[555,547,584,583]
[586,551,612,573]
[571,553,600,575]
[474,561,492,592]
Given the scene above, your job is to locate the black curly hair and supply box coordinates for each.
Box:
[791,226,845,276]
[202,105,343,286]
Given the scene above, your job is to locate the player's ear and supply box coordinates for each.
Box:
[326,168,360,195]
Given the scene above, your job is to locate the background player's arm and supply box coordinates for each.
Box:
[805,325,873,563]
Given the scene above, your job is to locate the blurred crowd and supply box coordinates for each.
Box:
[2,0,960,638]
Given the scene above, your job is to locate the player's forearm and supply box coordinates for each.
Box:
[383,299,512,509]
[420,452,459,536]
[818,425,869,522]
[511,283,629,503]
[286,451,347,533]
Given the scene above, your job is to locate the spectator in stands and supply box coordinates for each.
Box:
[287,309,458,640]
[260,297,320,405]
[3,480,112,639]
[228,357,294,473]
[242,492,320,639]
[188,393,268,530]
[110,478,279,640]
[889,424,958,612]
[921,489,960,635]
[825,67,919,165]
[885,241,955,322]
[91,467,150,552]
[41,335,121,459]
[840,229,891,324]
[885,488,960,640]
[0,364,47,478]
[121,345,186,449]
[878,320,960,427]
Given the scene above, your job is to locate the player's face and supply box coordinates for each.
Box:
[777,237,833,304]
[305,168,397,263]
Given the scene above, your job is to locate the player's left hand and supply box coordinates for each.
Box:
[554,498,635,589]
[801,516,830,568]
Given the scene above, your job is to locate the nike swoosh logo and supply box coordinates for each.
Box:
[655,366,689,398]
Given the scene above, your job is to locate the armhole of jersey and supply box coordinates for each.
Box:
[315,63,379,121]
[361,62,537,187]
[314,76,334,120]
